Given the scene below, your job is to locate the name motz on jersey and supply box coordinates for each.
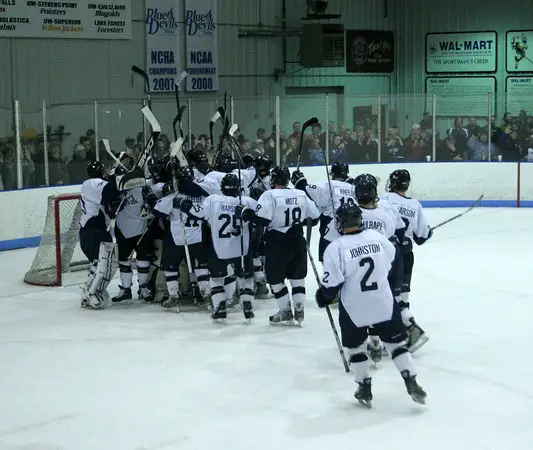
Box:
[399,206,415,218]
[349,243,381,259]
[285,197,298,205]
[363,220,384,232]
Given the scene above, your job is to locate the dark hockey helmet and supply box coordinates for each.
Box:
[330,161,349,180]
[221,173,241,197]
[388,169,411,192]
[187,147,204,165]
[87,161,107,179]
[354,173,378,188]
[335,203,363,235]
[113,152,135,176]
[187,148,212,175]
[256,154,273,178]
[242,153,256,168]
[354,174,377,204]
[216,152,239,173]
[270,166,290,188]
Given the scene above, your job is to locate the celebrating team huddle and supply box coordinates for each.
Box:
[75,96,435,407]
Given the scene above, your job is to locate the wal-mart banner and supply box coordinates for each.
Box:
[145,0,182,93]
[426,31,497,73]
[185,0,218,92]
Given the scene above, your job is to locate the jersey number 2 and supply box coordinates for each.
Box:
[218,213,240,238]
[359,257,378,292]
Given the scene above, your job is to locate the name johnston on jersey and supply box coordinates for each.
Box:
[349,243,381,259]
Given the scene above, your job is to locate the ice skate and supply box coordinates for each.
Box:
[162,295,180,312]
[138,285,153,303]
[294,303,304,325]
[254,281,270,299]
[269,308,294,325]
[81,292,106,310]
[407,318,429,353]
[112,285,132,303]
[242,300,254,323]
[354,378,373,409]
[211,301,227,322]
[401,370,427,405]
[367,337,382,363]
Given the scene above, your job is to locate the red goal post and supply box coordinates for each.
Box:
[24,193,89,286]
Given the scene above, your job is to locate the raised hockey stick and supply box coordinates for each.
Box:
[307,246,350,373]
[102,139,128,170]
[131,65,151,110]
[430,194,484,231]
[172,71,189,141]
[296,117,319,171]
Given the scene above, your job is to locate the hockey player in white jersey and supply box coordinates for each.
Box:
[110,153,154,304]
[354,173,406,362]
[79,161,121,309]
[237,166,320,325]
[290,161,356,262]
[382,169,431,352]
[177,173,258,321]
[315,203,426,407]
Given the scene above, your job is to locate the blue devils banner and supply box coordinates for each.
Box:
[145,0,182,93]
[185,0,218,92]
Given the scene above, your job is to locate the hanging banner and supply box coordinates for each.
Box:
[506,77,533,115]
[185,0,218,92]
[426,31,497,73]
[506,31,533,73]
[145,0,182,93]
[0,0,131,39]
[425,77,496,117]
[345,30,394,73]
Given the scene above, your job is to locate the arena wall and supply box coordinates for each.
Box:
[1,162,532,251]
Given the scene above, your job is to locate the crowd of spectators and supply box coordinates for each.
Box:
[1,109,533,191]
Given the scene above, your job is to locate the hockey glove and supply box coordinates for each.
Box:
[173,196,193,212]
[315,286,331,308]
[142,185,158,209]
[235,205,255,222]
[290,170,307,190]
[162,181,175,197]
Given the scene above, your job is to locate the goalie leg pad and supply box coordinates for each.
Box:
[88,242,119,300]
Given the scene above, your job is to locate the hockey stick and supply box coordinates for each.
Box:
[172,71,189,141]
[430,194,484,231]
[307,246,350,373]
[102,139,128,170]
[296,117,319,171]
[131,65,151,110]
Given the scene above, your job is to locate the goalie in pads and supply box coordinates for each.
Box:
[79,161,120,309]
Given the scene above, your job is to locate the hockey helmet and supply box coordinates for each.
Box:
[270,166,290,188]
[221,173,241,197]
[335,203,363,235]
[354,174,377,204]
[242,153,256,168]
[256,154,273,178]
[330,161,349,180]
[87,161,107,179]
[387,169,411,192]
[112,152,135,176]
[215,152,239,173]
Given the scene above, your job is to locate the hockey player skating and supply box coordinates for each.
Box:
[177,173,258,322]
[79,161,121,309]
[237,166,320,325]
[290,161,356,262]
[382,169,431,352]
[110,153,154,304]
[315,203,426,408]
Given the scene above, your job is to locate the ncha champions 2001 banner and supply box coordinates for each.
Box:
[185,0,218,92]
[426,31,497,73]
[145,0,181,93]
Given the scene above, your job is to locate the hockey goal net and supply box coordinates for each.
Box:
[24,193,89,286]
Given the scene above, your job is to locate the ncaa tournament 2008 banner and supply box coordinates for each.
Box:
[426,31,497,73]
[145,0,181,93]
[185,0,218,92]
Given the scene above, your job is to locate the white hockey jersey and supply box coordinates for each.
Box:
[116,187,148,238]
[80,178,110,228]
[256,188,320,233]
[305,180,356,242]
[382,192,431,240]
[155,194,203,246]
[190,194,257,259]
[322,229,396,327]
[360,201,404,239]
[194,168,257,196]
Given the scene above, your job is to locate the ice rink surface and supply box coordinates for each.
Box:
[1,207,533,450]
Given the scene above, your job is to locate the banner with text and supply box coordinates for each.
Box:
[506,77,533,116]
[345,30,394,73]
[426,32,497,73]
[145,0,182,93]
[425,77,496,117]
[185,0,218,92]
[506,31,533,73]
[0,0,131,39]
